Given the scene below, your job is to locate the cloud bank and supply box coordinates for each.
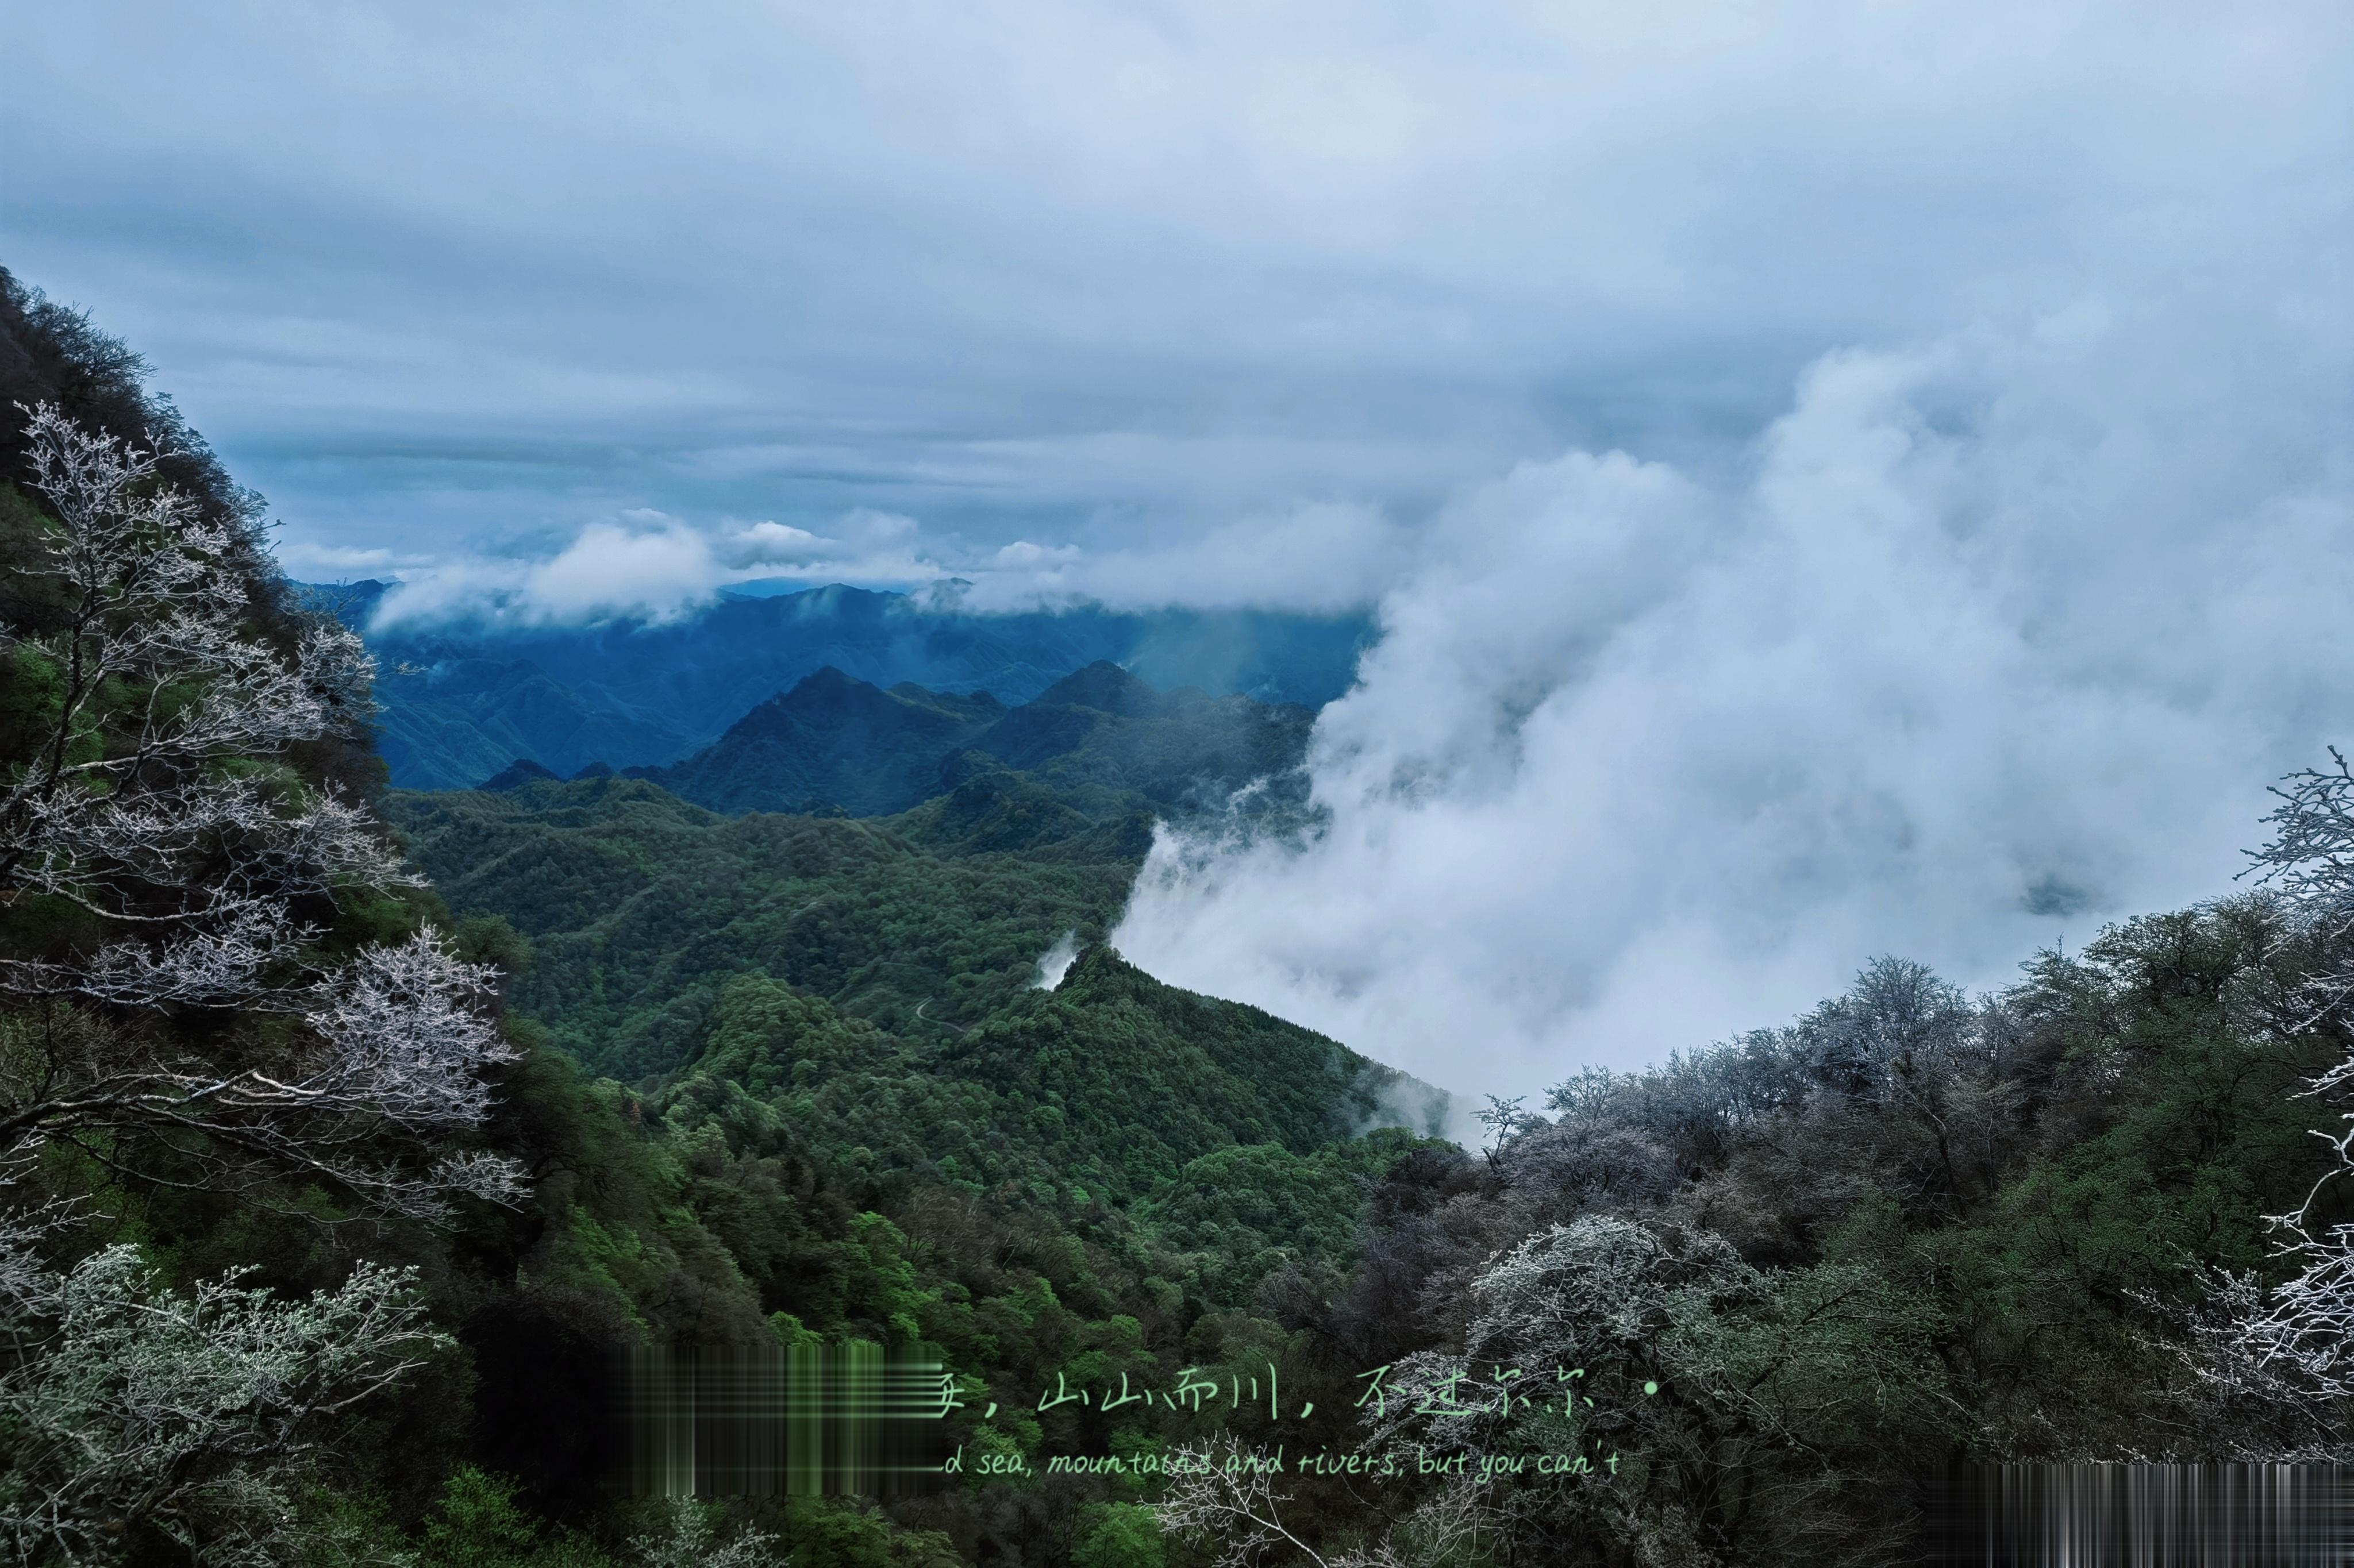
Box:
[1112,303,2353,1099]
[365,498,1409,628]
[367,506,952,628]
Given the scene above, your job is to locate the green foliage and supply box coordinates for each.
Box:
[418,1470,611,1568]
[1143,1133,1424,1306]
[769,1498,961,1568]
[382,779,1136,1078]
[1071,1502,1166,1568]
[380,781,1440,1206]
[375,766,1451,1563]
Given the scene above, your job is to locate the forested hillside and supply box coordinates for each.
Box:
[380,775,1441,1180]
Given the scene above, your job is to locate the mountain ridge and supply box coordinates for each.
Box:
[301,579,1372,788]
[482,660,1323,834]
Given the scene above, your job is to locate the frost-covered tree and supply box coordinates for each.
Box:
[2221,751,2354,1408]
[0,406,530,1561]
[1,404,390,966]
[626,1498,784,1568]
[2248,749,2354,1022]
[0,1234,445,1565]
[0,404,522,1218]
[1156,1443,1333,1567]
[1156,1441,1488,1568]
[1351,1215,1951,1567]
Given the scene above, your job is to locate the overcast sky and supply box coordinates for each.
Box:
[8,3,2350,1092]
[7,3,2338,596]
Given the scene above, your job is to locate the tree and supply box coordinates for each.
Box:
[0,1235,446,1565]
[625,1500,782,1568]
[2224,752,2354,1406]
[0,405,530,1560]
[1155,1443,1338,1568]
[0,403,522,1218]
[1155,1440,1489,1568]
[2247,748,2354,1023]
[1351,1215,1949,1567]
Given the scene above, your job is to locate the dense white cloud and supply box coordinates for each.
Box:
[371,513,722,628]
[1113,303,2353,1099]
[522,517,717,623]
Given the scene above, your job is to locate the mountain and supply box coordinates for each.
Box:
[640,668,1006,815]
[21,255,2353,1568]
[304,580,1373,788]
[964,661,1313,810]
[620,660,1315,823]
[374,652,701,793]
[379,776,1451,1158]
[478,757,563,790]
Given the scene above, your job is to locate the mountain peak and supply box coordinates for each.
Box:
[791,665,861,694]
[727,667,890,731]
[479,757,559,790]
[1032,660,1163,717]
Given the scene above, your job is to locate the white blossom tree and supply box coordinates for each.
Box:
[627,1498,785,1568]
[1155,1440,1493,1568]
[0,405,530,1560]
[0,1237,447,1565]
[0,403,524,1218]
[1156,1442,1337,1567]
[1348,1216,1947,1567]
[2218,752,2354,1408]
[1,404,391,957]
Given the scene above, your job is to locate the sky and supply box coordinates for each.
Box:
[7,2,2351,1093]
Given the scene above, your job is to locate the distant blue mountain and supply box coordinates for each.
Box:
[627,659,1314,826]
[299,581,1372,789]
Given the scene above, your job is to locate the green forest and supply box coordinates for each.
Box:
[2,271,2351,1568]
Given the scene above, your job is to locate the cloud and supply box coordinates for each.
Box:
[370,513,724,628]
[961,501,1414,614]
[990,540,1080,570]
[6,3,2341,569]
[728,520,830,561]
[1030,931,1082,991]
[360,494,1411,627]
[1111,303,2353,1100]
[520,518,718,623]
[274,541,397,573]
[365,504,976,629]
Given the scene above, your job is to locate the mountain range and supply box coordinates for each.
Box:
[625,658,1313,819]
[306,580,1370,789]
